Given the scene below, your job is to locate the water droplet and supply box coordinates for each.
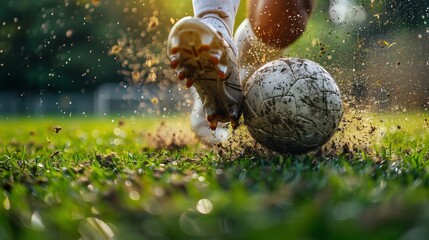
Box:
[3,194,10,210]
[113,127,121,136]
[125,180,132,187]
[196,199,213,214]
[129,191,140,201]
[153,187,165,197]
[66,29,73,38]
[78,218,115,239]
[31,211,45,230]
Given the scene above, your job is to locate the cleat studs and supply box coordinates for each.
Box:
[169,54,180,69]
[209,54,220,65]
[185,79,194,88]
[218,71,226,79]
[209,120,218,130]
[170,60,179,69]
[206,114,214,122]
[177,70,186,80]
[198,45,210,53]
[217,64,228,79]
[207,114,220,130]
[170,47,180,54]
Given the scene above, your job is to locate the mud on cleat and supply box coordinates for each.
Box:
[167,16,243,130]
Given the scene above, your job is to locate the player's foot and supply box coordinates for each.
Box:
[167,15,242,131]
[234,19,285,84]
[190,94,229,145]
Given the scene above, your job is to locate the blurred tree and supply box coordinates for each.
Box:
[104,0,194,88]
[0,0,121,92]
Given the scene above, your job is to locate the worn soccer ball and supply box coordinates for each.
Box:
[243,58,343,154]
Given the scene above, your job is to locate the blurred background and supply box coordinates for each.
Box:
[0,0,428,117]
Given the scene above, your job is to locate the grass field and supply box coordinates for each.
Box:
[1,112,429,240]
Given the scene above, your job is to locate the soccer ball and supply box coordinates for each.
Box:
[243,58,343,154]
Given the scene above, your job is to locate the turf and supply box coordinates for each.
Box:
[1,112,429,240]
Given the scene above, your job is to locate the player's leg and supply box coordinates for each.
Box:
[235,0,315,83]
[247,0,315,49]
[167,0,241,144]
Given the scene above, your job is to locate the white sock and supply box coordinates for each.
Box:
[192,0,240,36]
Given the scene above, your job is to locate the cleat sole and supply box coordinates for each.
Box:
[167,17,242,130]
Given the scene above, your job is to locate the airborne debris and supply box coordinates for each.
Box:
[151,97,159,104]
[132,71,141,83]
[96,153,117,168]
[109,45,122,55]
[54,126,62,134]
[147,16,159,31]
[377,39,396,48]
[51,150,60,158]
[145,121,197,150]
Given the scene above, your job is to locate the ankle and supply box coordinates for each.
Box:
[201,13,232,37]
[192,0,239,36]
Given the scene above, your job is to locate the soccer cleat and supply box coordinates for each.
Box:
[167,16,242,130]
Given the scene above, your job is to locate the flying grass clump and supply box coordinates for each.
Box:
[144,121,197,150]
